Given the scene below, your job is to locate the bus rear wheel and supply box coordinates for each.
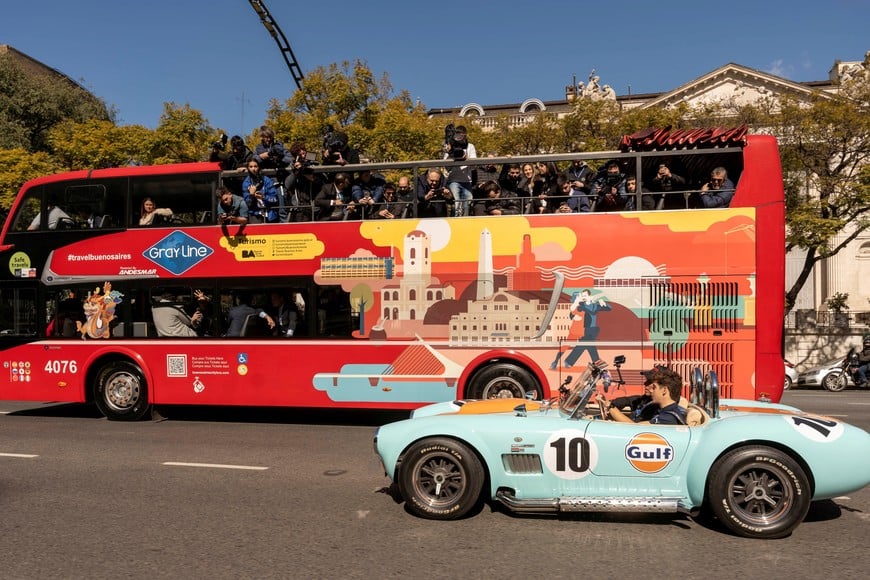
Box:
[466,363,540,400]
[94,361,151,421]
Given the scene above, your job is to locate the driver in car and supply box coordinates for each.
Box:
[600,368,687,425]
[604,369,660,422]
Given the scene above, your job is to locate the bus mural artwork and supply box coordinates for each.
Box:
[0,129,785,419]
[76,282,124,340]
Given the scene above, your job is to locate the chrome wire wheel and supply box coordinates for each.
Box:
[708,446,810,538]
[410,450,467,509]
[725,462,793,526]
[398,438,484,520]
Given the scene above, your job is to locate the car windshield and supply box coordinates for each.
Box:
[559,366,597,418]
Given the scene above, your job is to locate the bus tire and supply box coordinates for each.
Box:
[707,446,810,539]
[94,361,151,421]
[398,437,484,520]
[466,363,540,400]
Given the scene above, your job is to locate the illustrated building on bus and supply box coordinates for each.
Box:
[380,229,456,326]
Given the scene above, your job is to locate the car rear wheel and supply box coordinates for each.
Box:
[784,376,792,390]
[822,371,847,392]
[398,437,484,520]
[466,363,540,400]
[94,361,151,421]
[707,446,810,539]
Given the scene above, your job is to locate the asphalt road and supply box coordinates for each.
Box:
[1,391,869,580]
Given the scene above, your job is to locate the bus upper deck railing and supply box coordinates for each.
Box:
[219,146,744,221]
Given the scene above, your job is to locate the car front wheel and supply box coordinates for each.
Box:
[822,371,847,392]
[707,446,810,539]
[397,437,484,520]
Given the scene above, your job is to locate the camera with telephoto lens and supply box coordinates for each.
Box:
[444,124,467,160]
[322,124,347,161]
[211,133,228,151]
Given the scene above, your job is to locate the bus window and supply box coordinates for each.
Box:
[318,286,353,337]
[11,188,42,232]
[0,287,36,336]
[132,174,216,227]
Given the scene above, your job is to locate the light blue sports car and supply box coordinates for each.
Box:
[374,357,870,539]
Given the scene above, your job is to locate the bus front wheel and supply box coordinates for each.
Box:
[466,363,541,400]
[94,361,151,421]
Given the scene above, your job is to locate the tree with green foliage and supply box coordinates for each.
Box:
[0,52,111,152]
[765,73,870,312]
[0,147,62,209]
[265,60,441,162]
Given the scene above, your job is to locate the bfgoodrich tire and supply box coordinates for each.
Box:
[466,363,540,400]
[94,361,151,421]
[397,437,485,520]
[707,446,810,539]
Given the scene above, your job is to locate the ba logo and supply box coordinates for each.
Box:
[242,250,256,258]
[625,432,675,473]
[143,231,213,275]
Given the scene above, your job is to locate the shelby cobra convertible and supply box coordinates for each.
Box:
[374,357,870,539]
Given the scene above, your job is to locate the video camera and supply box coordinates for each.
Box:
[211,133,228,151]
[322,124,347,161]
[444,124,468,160]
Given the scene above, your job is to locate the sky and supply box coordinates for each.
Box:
[3,0,869,136]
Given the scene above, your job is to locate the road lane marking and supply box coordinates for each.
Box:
[0,452,39,458]
[162,461,268,471]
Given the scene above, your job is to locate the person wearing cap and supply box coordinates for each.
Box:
[603,369,660,422]
[600,368,687,425]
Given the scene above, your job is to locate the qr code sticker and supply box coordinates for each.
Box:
[167,354,188,377]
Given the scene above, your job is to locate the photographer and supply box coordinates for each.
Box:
[352,169,385,219]
[321,128,360,170]
[416,169,453,218]
[442,125,477,216]
[650,163,686,210]
[217,186,249,226]
[254,126,292,170]
[314,173,357,221]
[242,157,280,223]
[210,135,253,195]
[588,160,628,212]
[697,167,735,208]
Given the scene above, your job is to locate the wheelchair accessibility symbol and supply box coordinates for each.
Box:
[237,353,248,364]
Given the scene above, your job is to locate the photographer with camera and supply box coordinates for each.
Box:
[416,169,453,218]
[283,142,319,222]
[588,160,628,212]
[697,167,736,208]
[321,126,360,172]
[314,173,357,221]
[217,186,249,226]
[442,124,477,217]
[242,157,280,223]
[352,169,385,219]
[210,135,254,195]
[254,126,292,171]
[650,163,686,210]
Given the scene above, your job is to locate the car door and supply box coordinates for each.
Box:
[583,420,693,478]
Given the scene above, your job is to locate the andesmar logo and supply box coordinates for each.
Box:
[143,230,213,275]
[625,432,675,474]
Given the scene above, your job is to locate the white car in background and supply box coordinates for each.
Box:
[784,359,798,390]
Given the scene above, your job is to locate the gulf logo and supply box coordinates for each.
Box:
[624,432,675,474]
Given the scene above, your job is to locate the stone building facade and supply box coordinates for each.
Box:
[429,54,870,369]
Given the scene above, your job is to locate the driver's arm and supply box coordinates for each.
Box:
[597,394,634,423]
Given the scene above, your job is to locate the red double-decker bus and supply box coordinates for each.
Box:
[0,129,785,419]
